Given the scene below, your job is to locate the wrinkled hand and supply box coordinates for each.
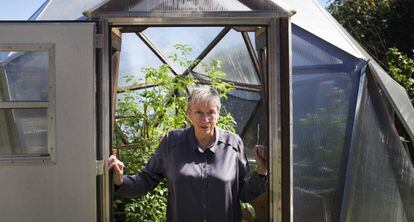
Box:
[253,145,268,176]
[106,149,124,186]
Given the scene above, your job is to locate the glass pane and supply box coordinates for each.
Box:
[0,51,49,101]
[194,29,260,85]
[118,33,165,88]
[0,109,48,155]
[143,27,223,74]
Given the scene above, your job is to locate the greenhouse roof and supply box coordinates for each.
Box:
[33,0,414,141]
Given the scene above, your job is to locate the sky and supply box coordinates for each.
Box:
[0,0,46,20]
[0,0,333,20]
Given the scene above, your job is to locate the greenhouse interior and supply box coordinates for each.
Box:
[0,0,413,221]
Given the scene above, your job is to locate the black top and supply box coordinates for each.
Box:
[117,126,267,222]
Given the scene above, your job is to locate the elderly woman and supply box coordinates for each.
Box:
[107,86,268,222]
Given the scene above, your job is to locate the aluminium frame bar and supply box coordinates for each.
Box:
[241,31,262,79]
[338,65,368,222]
[96,19,111,222]
[279,17,292,222]
[267,17,282,222]
[136,32,180,76]
[192,71,262,92]
[181,27,231,76]
[0,102,48,108]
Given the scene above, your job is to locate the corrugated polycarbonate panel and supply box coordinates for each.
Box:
[292,24,362,222]
[369,61,414,145]
[223,89,260,135]
[292,25,356,67]
[292,72,359,222]
[93,0,250,13]
[88,0,289,15]
[118,33,165,88]
[143,27,223,74]
[29,0,50,20]
[194,29,260,85]
[281,0,363,58]
[343,78,414,222]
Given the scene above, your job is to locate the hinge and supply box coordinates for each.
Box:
[96,160,105,175]
[95,34,104,49]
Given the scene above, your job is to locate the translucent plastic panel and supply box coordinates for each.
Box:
[343,81,414,222]
[0,52,8,61]
[0,51,49,101]
[132,0,250,11]
[115,86,171,144]
[143,27,223,74]
[224,89,267,221]
[0,109,48,155]
[117,90,142,115]
[89,0,291,15]
[222,89,260,134]
[194,29,260,85]
[291,25,363,222]
[116,86,170,117]
[292,25,356,67]
[36,0,104,20]
[29,0,50,20]
[93,0,254,13]
[118,33,164,88]
[115,89,148,144]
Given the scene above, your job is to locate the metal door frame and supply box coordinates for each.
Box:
[97,12,293,222]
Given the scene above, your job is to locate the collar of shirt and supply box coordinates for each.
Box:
[188,125,220,154]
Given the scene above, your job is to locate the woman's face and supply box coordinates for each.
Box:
[187,100,219,138]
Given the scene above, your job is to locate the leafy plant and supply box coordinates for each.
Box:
[329,0,414,103]
[386,48,414,104]
[329,0,414,63]
[113,44,242,221]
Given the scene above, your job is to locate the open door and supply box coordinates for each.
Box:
[0,22,98,221]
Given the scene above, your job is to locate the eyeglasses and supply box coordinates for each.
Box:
[193,110,218,119]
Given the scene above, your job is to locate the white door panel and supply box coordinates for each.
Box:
[0,23,96,222]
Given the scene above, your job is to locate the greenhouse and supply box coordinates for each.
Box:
[0,0,413,221]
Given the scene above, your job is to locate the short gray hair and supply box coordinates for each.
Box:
[187,85,221,111]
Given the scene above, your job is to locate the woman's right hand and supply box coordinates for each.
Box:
[106,149,124,186]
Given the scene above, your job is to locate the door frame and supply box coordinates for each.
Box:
[96,12,293,222]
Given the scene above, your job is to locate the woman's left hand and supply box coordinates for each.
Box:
[253,145,268,176]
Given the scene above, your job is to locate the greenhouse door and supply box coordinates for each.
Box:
[0,23,99,222]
